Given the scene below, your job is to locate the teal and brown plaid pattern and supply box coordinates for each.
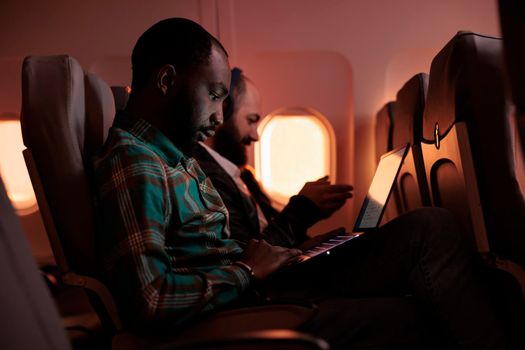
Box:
[93,112,251,328]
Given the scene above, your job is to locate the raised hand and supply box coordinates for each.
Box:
[298,176,353,218]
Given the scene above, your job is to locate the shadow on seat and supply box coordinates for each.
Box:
[20,54,328,350]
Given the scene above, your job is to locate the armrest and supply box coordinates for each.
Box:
[172,304,317,341]
[112,305,322,350]
[156,329,330,350]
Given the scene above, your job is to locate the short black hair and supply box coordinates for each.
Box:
[130,17,228,93]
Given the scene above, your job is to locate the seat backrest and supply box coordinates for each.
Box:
[110,86,130,111]
[375,102,395,163]
[21,55,115,276]
[374,101,401,223]
[499,0,525,115]
[422,31,525,267]
[499,0,525,198]
[393,73,431,212]
[0,174,72,350]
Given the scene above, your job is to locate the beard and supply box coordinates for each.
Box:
[213,119,249,166]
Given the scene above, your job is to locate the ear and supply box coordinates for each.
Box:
[156,64,176,96]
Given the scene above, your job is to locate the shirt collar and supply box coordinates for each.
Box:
[113,110,186,166]
[198,142,241,179]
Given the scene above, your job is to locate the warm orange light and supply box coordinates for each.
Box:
[255,108,336,207]
[0,120,37,215]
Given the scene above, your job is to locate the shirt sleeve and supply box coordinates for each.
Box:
[94,144,251,328]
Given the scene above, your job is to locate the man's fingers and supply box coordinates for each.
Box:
[324,184,354,192]
[324,192,353,201]
[281,249,303,265]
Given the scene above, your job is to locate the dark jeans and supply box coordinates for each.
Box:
[264,207,510,350]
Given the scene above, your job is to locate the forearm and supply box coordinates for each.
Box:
[260,195,322,247]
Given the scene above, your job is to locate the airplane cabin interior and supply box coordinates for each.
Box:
[0,0,524,349]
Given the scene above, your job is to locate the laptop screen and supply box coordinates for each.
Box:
[353,144,409,231]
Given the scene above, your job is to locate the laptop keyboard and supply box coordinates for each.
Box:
[302,233,362,258]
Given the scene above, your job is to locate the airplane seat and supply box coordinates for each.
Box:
[393,73,431,213]
[374,102,401,223]
[421,31,525,288]
[375,102,395,163]
[20,54,326,350]
[0,174,73,350]
[110,85,130,111]
[498,0,525,195]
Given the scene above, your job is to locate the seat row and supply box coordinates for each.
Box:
[375,29,525,293]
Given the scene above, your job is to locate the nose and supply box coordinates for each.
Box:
[250,126,259,142]
[210,109,223,127]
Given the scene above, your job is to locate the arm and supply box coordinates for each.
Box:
[209,168,314,248]
[243,172,353,248]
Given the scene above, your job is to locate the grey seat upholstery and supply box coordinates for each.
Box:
[0,175,72,350]
[393,73,431,212]
[20,54,328,350]
[421,31,525,273]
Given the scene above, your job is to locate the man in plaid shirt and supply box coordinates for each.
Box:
[93,17,514,350]
[93,18,301,330]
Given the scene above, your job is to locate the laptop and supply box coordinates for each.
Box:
[293,143,410,263]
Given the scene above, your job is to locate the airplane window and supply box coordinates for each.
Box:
[0,116,37,215]
[255,108,336,207]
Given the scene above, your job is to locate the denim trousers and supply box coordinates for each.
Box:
[264,207,515,350]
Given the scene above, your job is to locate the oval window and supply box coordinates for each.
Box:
[254,107,336,207]
[0,117,37,215]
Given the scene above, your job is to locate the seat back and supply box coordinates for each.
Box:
[0,174,72,350]
[421,31,525,268]
[393,73,431,212]
[374,101,402,223]
[499,0,525,196]
[21,55,114,276]
[21,55,122,334]
[375,102,395,163]
[110,86,130,111]
[499,0,525,116]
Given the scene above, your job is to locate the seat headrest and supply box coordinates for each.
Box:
[394,73,428,145]
[422,31,507,143]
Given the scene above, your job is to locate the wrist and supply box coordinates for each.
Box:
[233,261,256,282]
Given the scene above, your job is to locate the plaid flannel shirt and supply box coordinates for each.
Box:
[93,111,251,328]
